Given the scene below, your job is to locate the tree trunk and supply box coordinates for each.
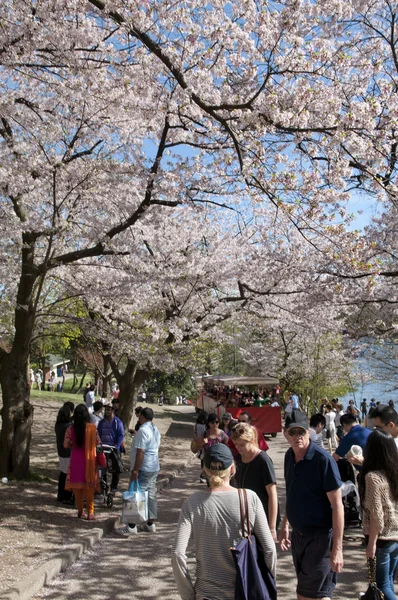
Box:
[101,354,112,398]
[0,232,40,478]
[107,355,148,430]
[0,352,34,478]
[77,370,87,394]
[70,371,78,393]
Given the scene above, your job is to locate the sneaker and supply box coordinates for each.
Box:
[115,524,138,537]
[110,489,118,495]
[142,522,156,533]
[199,475,207,484]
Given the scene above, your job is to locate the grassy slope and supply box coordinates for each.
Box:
[30,387,84,404]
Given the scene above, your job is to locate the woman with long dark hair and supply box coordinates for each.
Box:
[204,413,229,445]
[194,413,229,452]
[64,404,101,520]
[193,410,208,439]
[55,404,74,503]
[193,413,229,486]
[359,429,398,600]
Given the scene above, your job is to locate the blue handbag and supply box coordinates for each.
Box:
[231,488,277,600]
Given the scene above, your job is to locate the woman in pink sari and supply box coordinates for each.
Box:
[64,404,101,520]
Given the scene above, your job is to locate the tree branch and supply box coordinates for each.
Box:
[39,116,171,271]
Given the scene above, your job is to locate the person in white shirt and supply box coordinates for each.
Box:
[335,403,345,442]
[90,401,103,428]
[85,384,96,414]
[284,398,293,418]
[325,404,337,452]
[309,413,326,447]
[34,370,42,390]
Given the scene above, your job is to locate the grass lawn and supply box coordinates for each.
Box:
[29,370,91,403]
[30,388,84,404]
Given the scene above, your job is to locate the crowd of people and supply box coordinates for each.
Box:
[54,386,398,600]
[30,366,68,391]
[54,398,161,530]
[205,383,281,409]
[175,400,398,600]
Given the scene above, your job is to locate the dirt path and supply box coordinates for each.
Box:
[0,400,379,599]
[0,398,196,595]
[30,431,371,600]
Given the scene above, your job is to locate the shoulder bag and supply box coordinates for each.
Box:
[190,425,199,453]
[110,447,124,474]
[361,557,384,600]
[230,488,277,600]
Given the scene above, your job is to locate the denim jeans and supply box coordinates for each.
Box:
[376,542,398,600]
[128,470,159,526]
[138,470,159,520]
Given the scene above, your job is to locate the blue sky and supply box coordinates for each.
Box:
[346,189,383,231]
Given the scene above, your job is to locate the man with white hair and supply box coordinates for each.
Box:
[280,411,344,600]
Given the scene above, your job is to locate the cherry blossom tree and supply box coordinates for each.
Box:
[3,0,398,477]
[1,0,262,475]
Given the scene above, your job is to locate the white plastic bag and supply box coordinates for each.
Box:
[121,480,148,523]
[341,480,361,510]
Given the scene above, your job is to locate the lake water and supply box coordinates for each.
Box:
[340,349,398,407]
[340,380,397,408]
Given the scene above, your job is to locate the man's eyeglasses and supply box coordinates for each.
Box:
[375,424,388,431]
[287,428,306,437]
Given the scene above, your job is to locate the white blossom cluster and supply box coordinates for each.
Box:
[1,0,398,373]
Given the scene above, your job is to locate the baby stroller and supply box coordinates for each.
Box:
[337,458,361,528]
[98,444,124,508]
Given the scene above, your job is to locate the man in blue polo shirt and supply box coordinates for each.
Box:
[279,411,344,600]
[332,413,371,470]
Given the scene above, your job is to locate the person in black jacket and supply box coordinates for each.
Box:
[55,403,74,503]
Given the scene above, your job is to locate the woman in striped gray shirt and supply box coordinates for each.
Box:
[172,444,277,600]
